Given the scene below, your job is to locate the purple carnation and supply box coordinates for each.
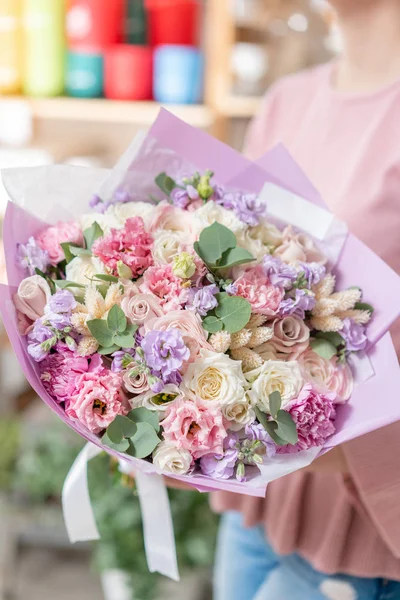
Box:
[298,262,326,288]
[219,192,267,226]
[341,318,368,352]
[186,284,219,317]
[263,255,297,289]
[280,289,316,318]
[16,237,50,276]
[200,433,239,480]
[141,328,190,378]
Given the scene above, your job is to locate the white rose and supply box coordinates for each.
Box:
[152,230,185,265]
[106,201,154,229]
[183,349,247,407]
[79,212,119,235]
[222,397,255,430]
[236,230,267,262]
[131,384,184,413]
[66,255,106,285]
[246,360,304,412]
[152,441,192,475]
[250,222,284,250]
[192,201,247,236]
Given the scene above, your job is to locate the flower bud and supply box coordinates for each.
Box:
[117,261,133,280]
[172,252,196,279]
[65,336,77,351]
[197,173,214,200]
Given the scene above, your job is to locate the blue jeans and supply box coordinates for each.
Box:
[215,512,400,600]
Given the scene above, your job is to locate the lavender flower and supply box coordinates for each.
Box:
[200,433,239,480]
[280,289,316,319]
[186,284,219,317]
[44,312,71,330]
[298,262,326,288]
[225,283,238,296]
[233,193,267,226]
[148,375,164,393]
[16,237,50,276]
[263,255,297,289]
[111,349,135,373]
[341,318,368,352]
[113,189,133,204]
[141,328,190,378]
[27,318,56,362]
[171,185,199,209]
[163,370,183,386]
[244,423,276,459]
[47,290,76,314]
[89,194,103,210]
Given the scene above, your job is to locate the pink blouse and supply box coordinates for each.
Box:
[212,63,400,579]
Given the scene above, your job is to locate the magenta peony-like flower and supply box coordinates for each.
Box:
[161,398,227,460]
[234,266,283,315]
[36,221,83,266]
[40,343,91,405]
[92,217,153,278]
[139,263,188,310]
[283,385,336,452]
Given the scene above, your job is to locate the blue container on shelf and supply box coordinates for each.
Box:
[66,51,104,98]
[153,45,203,104]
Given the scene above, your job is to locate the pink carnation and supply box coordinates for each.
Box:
[234,266,283,315]
[40,345,91,405]
[36,221,83,266]
[66,368,126,434]
[283,384,336,452]
[161,398,227,460]
[139,263,189,311]
[92,217,153,278]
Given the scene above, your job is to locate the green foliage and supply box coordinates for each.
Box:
[88,307,137,354]
[194,222,255,271]
[310,338,337,361]
[54,280,86,290]
[354,301,374,314]
[213,246,255,269]
[102,408,160,459]
[35,267,56,294]
[83,222,104,250]
[0,418,20,491]
[93,274,120,283]
[155,172,176,197]
[214,295,252,334]
[202,315,223,333]
[255,392,298,447]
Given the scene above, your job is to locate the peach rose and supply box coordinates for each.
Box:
[121,289,164,325]
[256,316,310,361]
[273,225,326,265]
[13,275,51,322]
[149,201,194,238]
[298,348,353,402]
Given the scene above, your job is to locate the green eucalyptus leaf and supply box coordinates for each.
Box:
[202,315,223,333]
[87,319,114,348]
[126,423,160,459]
[127,408,160,433]
[60,242,76,264]
[275,410,298,445]
[69,246,92,258]
[310,338,337,361]
[96,283,109,299]
[54,280,86,290]
[35,268,56,294]
[107,304,127,333]
[255,408,286,446]
[113,332,136,349]
[315,331,345,348]
[354,302,374,314]
[214,246,255,269]
[215,296,251,333]
[107,415,137,444]
[101,432,130,453]
[83,221,103,250]
[98,344,120,355]
[196,222,236,265]
[155,172,176,196]
[125,323,138,335]
[269,391,282,420]
[94,274,119,283]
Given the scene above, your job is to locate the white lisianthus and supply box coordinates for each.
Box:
[246,360,304,412]
[249,222,284,251]
[130,384,184,413]
[79,212,119,235]
[152,441,192,475]
[183,349,247,408]
[236,230,267,262]
[192,201,247,236]
[222,397,255,430]
[106,201,155,229]
[66,255,106,285]
[152,230,186,265]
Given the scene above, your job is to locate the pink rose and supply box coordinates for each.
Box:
[143,309,211,364]
[234,266,283,315]
[274,225,326,265]
[36,221,83,266]
[299,348,353,402]
[66,368,126,434]
[257,316,310,361]
[121,289,164,325]
[161,398,227,459]
[139,264,189,311]
[123,369,150,395]
[13,275,51,322]
[149,201,195,237]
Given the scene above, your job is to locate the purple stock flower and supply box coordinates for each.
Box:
[171,185,199,209]
[244,423,276,459]
[280,289,316,318]
[341,318,368,352]
[44,312,71,330]
[212,184,225,201]
[113,189,133,204]
[28,343,49,362]
[200,433,240,480]
[149,376,164,393]
[233,193,267,226]
[186,284,219,317]
[47,290,76,314]
[89,194,103,210]
[29,318,53,343]
[298,262,326,288]
[164,370,183,386]
[225,283,238,296]
[111,348,135,373]
[263,255,297,289]
[27,318,55,362]
[16,237,50,276]
[141,328,190,378]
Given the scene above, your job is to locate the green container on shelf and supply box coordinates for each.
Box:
[125,0,147,45]
[66,51,104,98]
[22,0,65,96]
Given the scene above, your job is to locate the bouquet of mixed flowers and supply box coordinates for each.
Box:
[2,111,400,578]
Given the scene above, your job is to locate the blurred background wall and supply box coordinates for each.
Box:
[0,1,338,599]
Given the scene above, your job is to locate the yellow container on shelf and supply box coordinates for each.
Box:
[22,0,65,96]
[0,0,22,94]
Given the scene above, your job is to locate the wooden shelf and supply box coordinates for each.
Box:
[215,95,263,118]
[2,97,216,129]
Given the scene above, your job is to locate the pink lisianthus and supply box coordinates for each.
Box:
[36,221,83,266]
[234,266,283,315]
[139,264,189,311]
[283,384,336,452]
[92,217,153,278]
[66,368,127,434]
[40,343,90,405]
[161,398,227,460]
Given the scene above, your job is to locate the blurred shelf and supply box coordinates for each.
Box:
[215,95,263,118]
[2,97,216,129]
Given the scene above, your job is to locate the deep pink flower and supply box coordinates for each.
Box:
[92,217,153,278]
[66,368,126,434]
[161,398,227,460]
[139,263,188,311]
[234,266,283,315]
[36,221,83,266]
[283,384,336,452]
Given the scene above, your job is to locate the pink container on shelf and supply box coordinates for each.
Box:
[145,0,200,47]
[66,0,124,52]
[104,44,153,100]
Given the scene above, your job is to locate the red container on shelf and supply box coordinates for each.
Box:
[104,44,153,100]
[66,0,124,51]
[145,0,200,46]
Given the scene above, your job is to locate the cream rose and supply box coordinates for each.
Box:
[256,316,310,361]
[299,348,353,402]
[273,225,326,265]
[131,384,184,412]
[121,291,163,325]
[66,255,106,284]
[13,275,51,322]
[79,212,119,235]
[246,360,304,412]
[248,222,283,251]
[222,396,255,430]
[106,201,154,229]
[152,230,185,265]
[149,201,194,236]
[152,441,192,475]
[192,201,247,236]
[183,349,247,407]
